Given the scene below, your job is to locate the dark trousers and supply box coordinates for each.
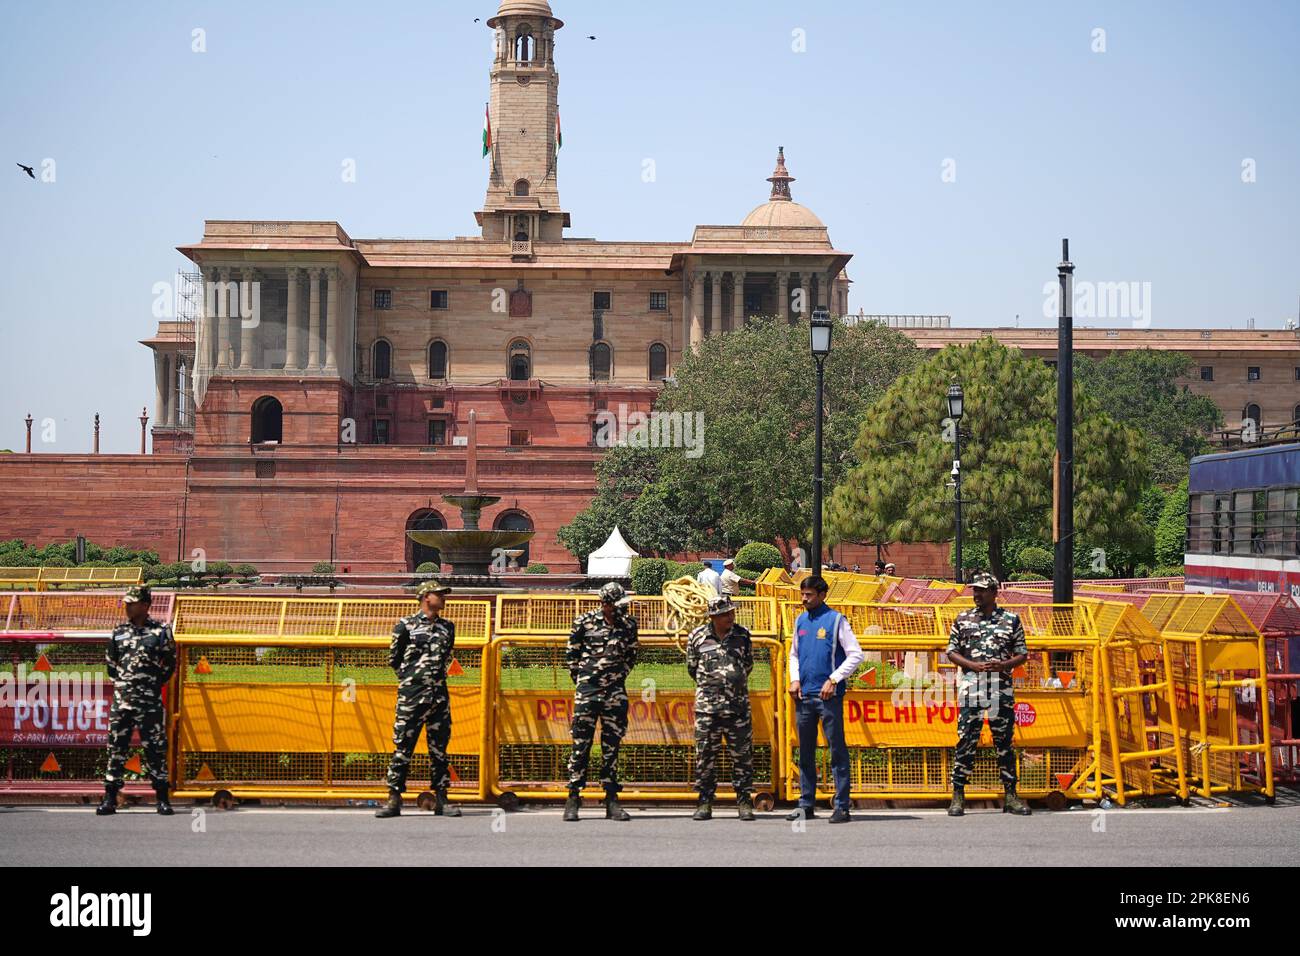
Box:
[796,694,851,811]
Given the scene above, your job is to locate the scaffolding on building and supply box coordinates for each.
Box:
[175,270,201,431]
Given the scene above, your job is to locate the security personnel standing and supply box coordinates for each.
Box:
[376,580,461,819]
[945,571,1031,817]
[98,585,176,816]
[564,581,638,822]
[686,597,755,821]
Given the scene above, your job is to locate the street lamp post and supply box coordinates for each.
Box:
[810,306,833,578]
[947,383,964,583]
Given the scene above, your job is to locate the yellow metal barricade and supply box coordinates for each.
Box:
[486,635,784,806]
[1,590,176,634]
[755,567,793,599]
[1083,599,1189,804]
[494,593,778,638]
[1140,594,1274,800]
[0,567,144,591]
[169,595,493,804]
[781,603,1104,805]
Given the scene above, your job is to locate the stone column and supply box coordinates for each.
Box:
[216,268,232,368]
[777,272,790,324]
[239,268,257,369]
[826,271,838,315]
[153,351,168,425]
[307,268,322,369]
[169,357,182,426]
[325,268,340,370]
[285,267,302,369]
[709,271,721,337]
[689,270,704,348]
[202,268,217,371]
[732,271,745,330]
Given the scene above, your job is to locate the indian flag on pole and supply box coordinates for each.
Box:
[482,103,492,158]
[555,107,562,149]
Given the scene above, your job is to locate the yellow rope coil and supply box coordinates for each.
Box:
[662,576,713,650]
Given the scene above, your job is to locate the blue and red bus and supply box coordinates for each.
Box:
[1185,442,1300,598]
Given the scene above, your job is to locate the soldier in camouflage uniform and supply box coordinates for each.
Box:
[945,571,1031,817]
[686,597,756,821]
[375,580,461,818]
[98,585,176,816]
[563,581,639,822]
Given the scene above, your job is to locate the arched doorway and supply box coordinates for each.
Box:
[494,510,533,567]
[251,396,283,443]
[406,509,445,571]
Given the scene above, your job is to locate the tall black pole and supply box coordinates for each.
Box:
[953,426,963,583]
[1054,239,1075,603]
[812,357,825,578]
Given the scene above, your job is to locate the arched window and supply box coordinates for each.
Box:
[508,339,531,381]
[494,510,533,566]
[428,340,448,380]
[648,343,667,381]
[251,396,283,444]
[515,27,533,62]
[1243,403,1262,426]
[1293,404,1300,425]
[406,509,445,572]
[514,179,530,197]
[372,340,391,380]
[590,342,611,382]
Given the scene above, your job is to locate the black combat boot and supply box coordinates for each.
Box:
[95,783,121,816]
[434,788,461,817]
[693,798,712,821]
[1002,785,1032,816]
[736,796,755,821]
[947,785,965,817]
[604,788,630,821]
[374,789,403,818]
[563,791,580,822]
[154,782,175,816]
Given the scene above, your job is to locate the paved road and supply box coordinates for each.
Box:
[3,797,1297,866]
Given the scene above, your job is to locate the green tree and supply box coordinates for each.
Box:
[1155,478,1189,567]
[1075,350,1222,485]
[558,317,921,563]
[829,337,1150,580]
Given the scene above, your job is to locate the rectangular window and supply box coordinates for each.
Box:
[1200,366,1213,382]
[649,292,668,312]
[374,289,392,310]
[509,428,530,447]
[1294,367,1299,381]
[430,290,449,310]
[428,420,446,446]
[593,291,611,311]
[1247,366,1261,381]
[1212,494,1230,554]
[1232,491,1253,555]
[745,290,764,315]
[373,419,390,444]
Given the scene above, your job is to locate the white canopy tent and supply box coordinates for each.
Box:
[586,526,639,578]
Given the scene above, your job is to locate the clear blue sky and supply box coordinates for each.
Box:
[2,0,1297,452]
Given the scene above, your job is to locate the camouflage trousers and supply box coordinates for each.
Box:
[566,684,628,793]
[952,689,1017,787]
[385,684,452,793]
[104,697,168,787]
[694,707,754,800]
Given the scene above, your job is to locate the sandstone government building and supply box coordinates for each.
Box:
[3,0,1298,575]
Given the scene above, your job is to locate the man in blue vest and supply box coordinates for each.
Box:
[786,574,864,823]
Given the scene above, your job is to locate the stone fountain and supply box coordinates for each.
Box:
[406,409,535,578]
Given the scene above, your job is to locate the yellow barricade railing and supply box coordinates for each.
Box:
[1139,594,1274,801]
[173,595,492,644]
[485,635,784,806]
[493,594,779,638]
[0,567,144,591]
[169,630,491,804]
[1,590,177,633]
[780,602,1104,805]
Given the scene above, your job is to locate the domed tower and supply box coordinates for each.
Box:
[477,1,570,247]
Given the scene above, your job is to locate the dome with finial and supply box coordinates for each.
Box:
[741,146,825,228]
[488,1,562,28]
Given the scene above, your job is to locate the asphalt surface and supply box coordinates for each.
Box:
[3,795,1297,866]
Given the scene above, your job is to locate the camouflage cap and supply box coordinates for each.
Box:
[707,596,737,616]
[598,581,632,606]
[122,585,152,605]
[970,571,999,590]
[416,580,452,599]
